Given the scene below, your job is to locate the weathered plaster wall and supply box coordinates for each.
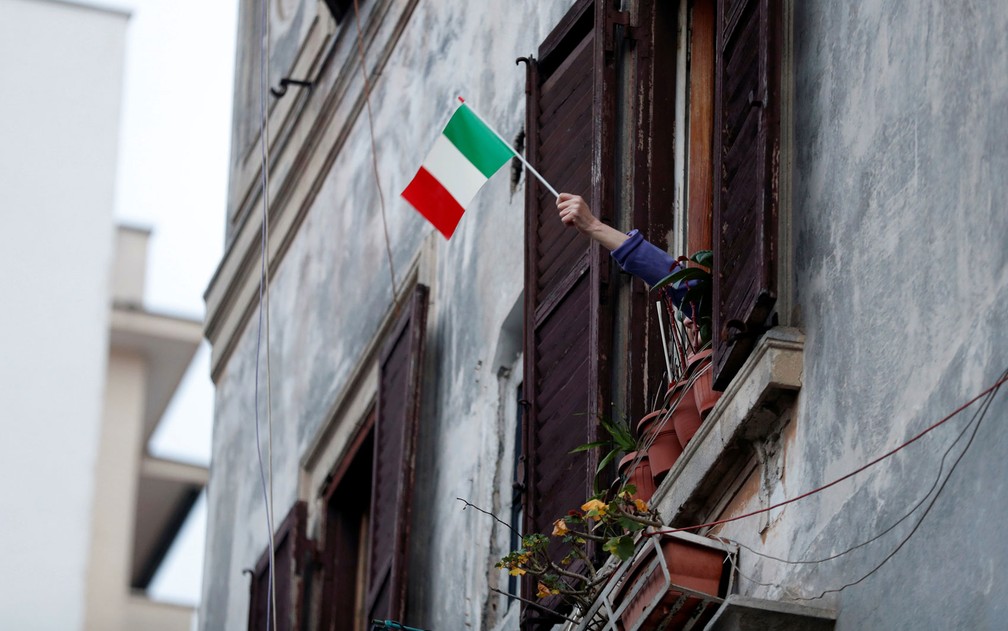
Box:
[202,2,577,630]
[711,1,1008,628]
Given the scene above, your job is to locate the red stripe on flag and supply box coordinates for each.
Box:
[401,166,467,239]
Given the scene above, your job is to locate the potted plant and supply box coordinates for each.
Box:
[636,408,682,482]
[654,250,721,425]
[495,488,663,621]
[610,531,735,631]
[572,417,657,502]
[493,495,734,631]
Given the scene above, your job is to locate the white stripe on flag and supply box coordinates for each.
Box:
[422,134,488,208]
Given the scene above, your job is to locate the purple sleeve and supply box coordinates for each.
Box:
[610,230,689,306]
[611,230,678,286]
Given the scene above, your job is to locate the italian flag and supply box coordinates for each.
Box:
[401,102,513,239]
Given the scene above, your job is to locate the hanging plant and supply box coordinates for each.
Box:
[495,489,662,617]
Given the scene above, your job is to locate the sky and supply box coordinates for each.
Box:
[95,0,239,608]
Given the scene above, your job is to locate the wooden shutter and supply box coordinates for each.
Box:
[630,0,681,418]
[247,501,311,631]
[364,284,428,623]
[712,0,781,389]
[521,0,614,625]
[318,418,374,631]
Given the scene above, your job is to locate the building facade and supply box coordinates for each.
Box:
[202,1,1008,629]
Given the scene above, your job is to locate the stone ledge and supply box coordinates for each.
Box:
[653,327,805,524]
[705,596,835,631]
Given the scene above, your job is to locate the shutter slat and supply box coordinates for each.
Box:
[538,33,594,115]
[538,104,592,157]
[536,231,585,294]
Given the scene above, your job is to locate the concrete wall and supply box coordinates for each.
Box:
[706,1,1008,628]
[0,1,127,629]
[203,0,1008,629]
[85,350,148,631]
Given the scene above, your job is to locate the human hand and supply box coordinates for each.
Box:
[556,193,600,234]
[556,192,629,251]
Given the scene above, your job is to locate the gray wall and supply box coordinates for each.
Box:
[713,1,1008,628]
[202,2,576,629]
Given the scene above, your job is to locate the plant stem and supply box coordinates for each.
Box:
[487,588,580,624]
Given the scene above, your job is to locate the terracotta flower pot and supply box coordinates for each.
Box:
[668,380,703,449]
[615,534,728,631]
[618,451,657,503]
[637,409,681,481]
[687,349,721,420]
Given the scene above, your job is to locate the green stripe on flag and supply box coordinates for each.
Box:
[442,105,513,178]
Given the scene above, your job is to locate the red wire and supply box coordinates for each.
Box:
[647,369,1008,537]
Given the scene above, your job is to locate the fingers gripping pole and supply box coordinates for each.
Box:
[458,97,561,199]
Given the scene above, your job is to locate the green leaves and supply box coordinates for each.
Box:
[570,415,639,492]
[603,535,636,560]
[617,515,646,533]
[495,487,665,612]
[691,250,713,268]
[653,250,712,290]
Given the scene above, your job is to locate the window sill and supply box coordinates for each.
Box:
[651,327,805,525]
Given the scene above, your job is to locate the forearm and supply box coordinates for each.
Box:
[584,220,629,251]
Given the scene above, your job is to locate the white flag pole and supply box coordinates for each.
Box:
[458,97,561,199]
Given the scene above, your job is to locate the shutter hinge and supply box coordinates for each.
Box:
[604,9,642,52]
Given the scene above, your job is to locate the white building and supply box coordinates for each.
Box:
[0,2,204,629]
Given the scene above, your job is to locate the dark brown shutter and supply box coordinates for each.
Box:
[318,417,375,631]
[712,0,781,389]
[247,501,311,631]
[364,284,428,623]
[521,0,614,625]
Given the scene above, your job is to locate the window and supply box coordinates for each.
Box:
[312,283,429,628]
[635,0,784,394]
[253,285,429,630]
[519,0,782,624]
[318,420,374,631]
[362,284,428,623]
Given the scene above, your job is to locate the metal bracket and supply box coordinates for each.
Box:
[271,78,313,98]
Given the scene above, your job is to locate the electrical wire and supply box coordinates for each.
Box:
[653,368,1005,603]
[646,368,1008,537]
[352,0,398,297]
[722,549,781,589]
[795,371,1003,600]
[709,372,994,568]
[255,0,277,629]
